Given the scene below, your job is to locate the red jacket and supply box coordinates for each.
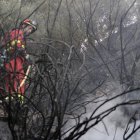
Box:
[2,29,26,54]
[2,29,27,95]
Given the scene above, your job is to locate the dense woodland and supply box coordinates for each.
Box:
[0,0,140,139]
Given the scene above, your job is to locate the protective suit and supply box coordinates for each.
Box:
[2,29,26,96]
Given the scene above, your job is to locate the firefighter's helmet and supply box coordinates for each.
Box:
[21,19,37,32]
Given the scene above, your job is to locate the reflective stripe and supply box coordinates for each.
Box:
[11,40,16,46]
[5,96,14,100]
[6,40,25,52]
[5,94,24,103]
[18,94,23,98]
[7,47,13,51]
[10,40,23,46]
[21,45,25,48]
[17,40,21,44]
[18,94,24,103]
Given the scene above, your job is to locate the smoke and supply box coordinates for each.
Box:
[80,102,140,140]
[81,123,140,140]
[81,113,140,140]
[80,108,139,140]
[80,82,140,140]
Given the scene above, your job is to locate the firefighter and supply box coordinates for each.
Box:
[1,19,37,102]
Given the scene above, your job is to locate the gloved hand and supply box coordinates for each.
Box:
[25,54,30,59]
[25,54,32,65]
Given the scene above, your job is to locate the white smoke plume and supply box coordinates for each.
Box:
[80,81,140,140]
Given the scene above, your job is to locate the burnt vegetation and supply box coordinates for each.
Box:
[0,0,140,140]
